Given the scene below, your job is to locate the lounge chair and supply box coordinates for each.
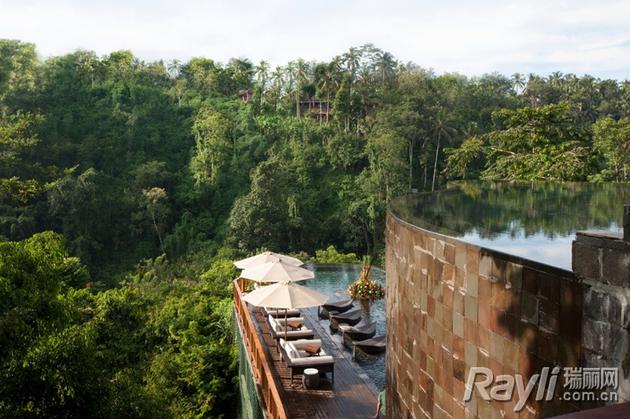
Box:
[341,320,376,341]
[264,307,301,318]
[279,338,335,385]
[330,307,362,331]
[319,297,354,318]
[354,335,386,355]
[268,315,315,341]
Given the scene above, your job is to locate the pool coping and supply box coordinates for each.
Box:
[388,209,576,279]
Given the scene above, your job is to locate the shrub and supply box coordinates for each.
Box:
[314,245,360,264]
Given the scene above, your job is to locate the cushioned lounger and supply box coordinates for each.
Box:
[267,315,315,341]
[279,338,335,385]
[264,307,301,318]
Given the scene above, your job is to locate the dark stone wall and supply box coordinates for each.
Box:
[572,230,630,406]
[385,212,586,418]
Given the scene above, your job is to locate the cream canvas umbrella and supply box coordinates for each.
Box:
[240,259,314,283]
[243,280,328,340]
[234,251,303,269]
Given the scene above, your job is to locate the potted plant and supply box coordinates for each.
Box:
[347,260,384,304]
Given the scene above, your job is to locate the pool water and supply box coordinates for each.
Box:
[390,181,630,271]
[304,264,386,391]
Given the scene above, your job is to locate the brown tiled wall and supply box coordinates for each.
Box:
[385,212,585,418]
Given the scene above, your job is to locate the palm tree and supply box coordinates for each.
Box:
[285,61,296,113]
[167,59,181,79]
[271,66,284,110]
[431,111,457,191]
[294,59,309,117]
[547,71,564,88]
[511,73,525,94]
[342,47,361,78]
[255,60,269,106]
[315,61,340,122]
[524,73,541,106]
[461,121,478,139]
[564,73,579,95]
[374,51,397,86]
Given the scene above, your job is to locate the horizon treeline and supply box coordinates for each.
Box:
[1,39,630,417]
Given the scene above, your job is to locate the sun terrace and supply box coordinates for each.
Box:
[233,275,380,418]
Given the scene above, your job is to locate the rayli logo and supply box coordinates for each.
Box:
[464,366,560,412]
[463,366,619,412]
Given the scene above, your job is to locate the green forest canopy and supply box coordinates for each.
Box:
[1,39,630,417]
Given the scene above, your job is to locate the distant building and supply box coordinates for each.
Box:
[299,97,331,122]
[238,89,252,103]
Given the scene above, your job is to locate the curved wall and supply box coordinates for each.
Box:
[385,211,585,418]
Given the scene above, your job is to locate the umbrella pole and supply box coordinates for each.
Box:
[285,309,288,340]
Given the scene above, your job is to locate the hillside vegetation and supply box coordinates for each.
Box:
[1,40,629,417]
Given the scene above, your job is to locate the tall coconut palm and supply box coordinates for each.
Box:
[511,73,525,94]
[461,121,478,140]
[294,59,309,117]
[315,61,340,122]
[547,71,564,88]
[255,60,269,106]
[285,61,296,112]
[271,66,284,110]
[564,73,579,95]
[374,51,397,86]
[166,59,181,79]
[342,47,361,78]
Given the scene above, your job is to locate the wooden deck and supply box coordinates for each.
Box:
[235,279,379,419]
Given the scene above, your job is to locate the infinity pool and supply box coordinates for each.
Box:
[390,181,630,271]
[304,264,386,391]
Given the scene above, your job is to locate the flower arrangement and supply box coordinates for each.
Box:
[347,264,385,301]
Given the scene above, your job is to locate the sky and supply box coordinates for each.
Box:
[1,0,630,79]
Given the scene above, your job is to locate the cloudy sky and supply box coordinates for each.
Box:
[1,0,630,79]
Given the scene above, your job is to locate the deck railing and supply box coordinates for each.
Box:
[233,278,288,419]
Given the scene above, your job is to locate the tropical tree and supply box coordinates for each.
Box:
[342,47,362,78]
[270,65,285,110]
[334,72,353,131]
[314,62,339,121]
[0,39,38,109]
[292,59,309,117]
[142,187,169,254]
[431,110,457,191]
[454,103,593,181]
[228,154,291,250]
[373,50,397,86]
[0,111,43,200]
[190,108,233,186]
[444,136,485,179]
[511,73,526,94]
[592,116,630,181]
[255,60,269,106]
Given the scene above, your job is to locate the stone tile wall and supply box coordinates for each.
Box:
[385,212,585,419]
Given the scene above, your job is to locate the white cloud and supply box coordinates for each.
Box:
[0,0,629,78]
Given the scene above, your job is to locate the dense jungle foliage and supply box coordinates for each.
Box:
[1,39,629,417]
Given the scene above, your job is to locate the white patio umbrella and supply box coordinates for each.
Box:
[240,259,314,283]
[234,251,303,269]
[243,280,328,340]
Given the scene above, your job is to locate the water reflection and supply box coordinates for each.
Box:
[390,181,630,270]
